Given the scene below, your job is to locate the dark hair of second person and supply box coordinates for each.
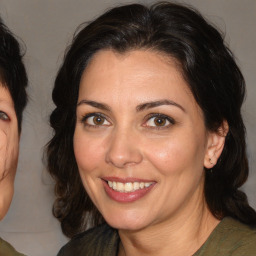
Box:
[0,18,28,132]
[47,2,256,239]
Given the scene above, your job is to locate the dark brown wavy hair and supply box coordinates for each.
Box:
[47,2,256,238]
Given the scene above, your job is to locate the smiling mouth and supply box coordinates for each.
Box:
[107,181,154,193]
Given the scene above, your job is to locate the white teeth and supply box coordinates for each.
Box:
[133,182,140,190]
[117,182,124,192]
[107,181,153,193]
[145,182,151,188]
[124,182,133,192]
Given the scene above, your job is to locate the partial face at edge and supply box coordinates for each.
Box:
[0,84,19,220]
[74,49,225,231]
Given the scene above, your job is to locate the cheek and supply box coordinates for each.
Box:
[144,134,205,176]
[145,140,185,175]
[73,129,105,174]
[0,131,8,176]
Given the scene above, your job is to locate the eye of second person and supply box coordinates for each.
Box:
[0,111,9,121]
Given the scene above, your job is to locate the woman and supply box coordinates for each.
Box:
[0,18,28,255]
[47,2,256,255]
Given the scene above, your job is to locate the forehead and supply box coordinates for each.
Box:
[0,83,12,102]
[0,83,15,110]
[79,49,196,107]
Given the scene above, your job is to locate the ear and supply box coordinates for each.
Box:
[204,121,229,169]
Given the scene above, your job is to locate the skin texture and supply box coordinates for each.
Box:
[0,85,19,220]
[73,50,227,255]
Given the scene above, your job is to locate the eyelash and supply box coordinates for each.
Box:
[0,111,10,121]
[80,112,175,130]
[143,113,175,129]
[81,113,111,128]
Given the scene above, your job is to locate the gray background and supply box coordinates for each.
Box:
[0,0,255,255]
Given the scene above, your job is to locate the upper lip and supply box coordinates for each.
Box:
[102,176,156,183]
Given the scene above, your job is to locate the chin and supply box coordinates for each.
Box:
[0,202,10,220]
[103,209,152,231]
[0,189,14,220]
[107,220,147,231]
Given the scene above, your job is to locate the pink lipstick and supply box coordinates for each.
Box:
[102,177,156,203]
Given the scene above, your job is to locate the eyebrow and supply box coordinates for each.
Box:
[136,100,185,112]
[77,99,185,112]
[77,100,110,111]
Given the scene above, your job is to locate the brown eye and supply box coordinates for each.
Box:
[0,111,9,121]
[83,114,111,127]
[154,117,166,126]
[144,114,174,128]
[93,116,104,125]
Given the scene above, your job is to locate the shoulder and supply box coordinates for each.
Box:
[0,238,26,256]
[195,217,256,256]
[219,217,256,240]
[57,223,119,256]
[219,217,256,254]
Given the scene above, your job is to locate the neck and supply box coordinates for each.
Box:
[118,195,220,256]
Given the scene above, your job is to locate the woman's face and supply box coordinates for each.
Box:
[74,50,220,231]
[0,85,19,220]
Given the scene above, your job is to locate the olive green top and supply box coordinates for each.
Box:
[0,238,26,256]
[194,217,256,255]
[58,217,256,256]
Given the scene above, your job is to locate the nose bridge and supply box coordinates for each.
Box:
[105,125,142,168]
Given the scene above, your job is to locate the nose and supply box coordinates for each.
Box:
[105,128,143,168]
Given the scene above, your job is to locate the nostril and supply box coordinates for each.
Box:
[104,129,143,168]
